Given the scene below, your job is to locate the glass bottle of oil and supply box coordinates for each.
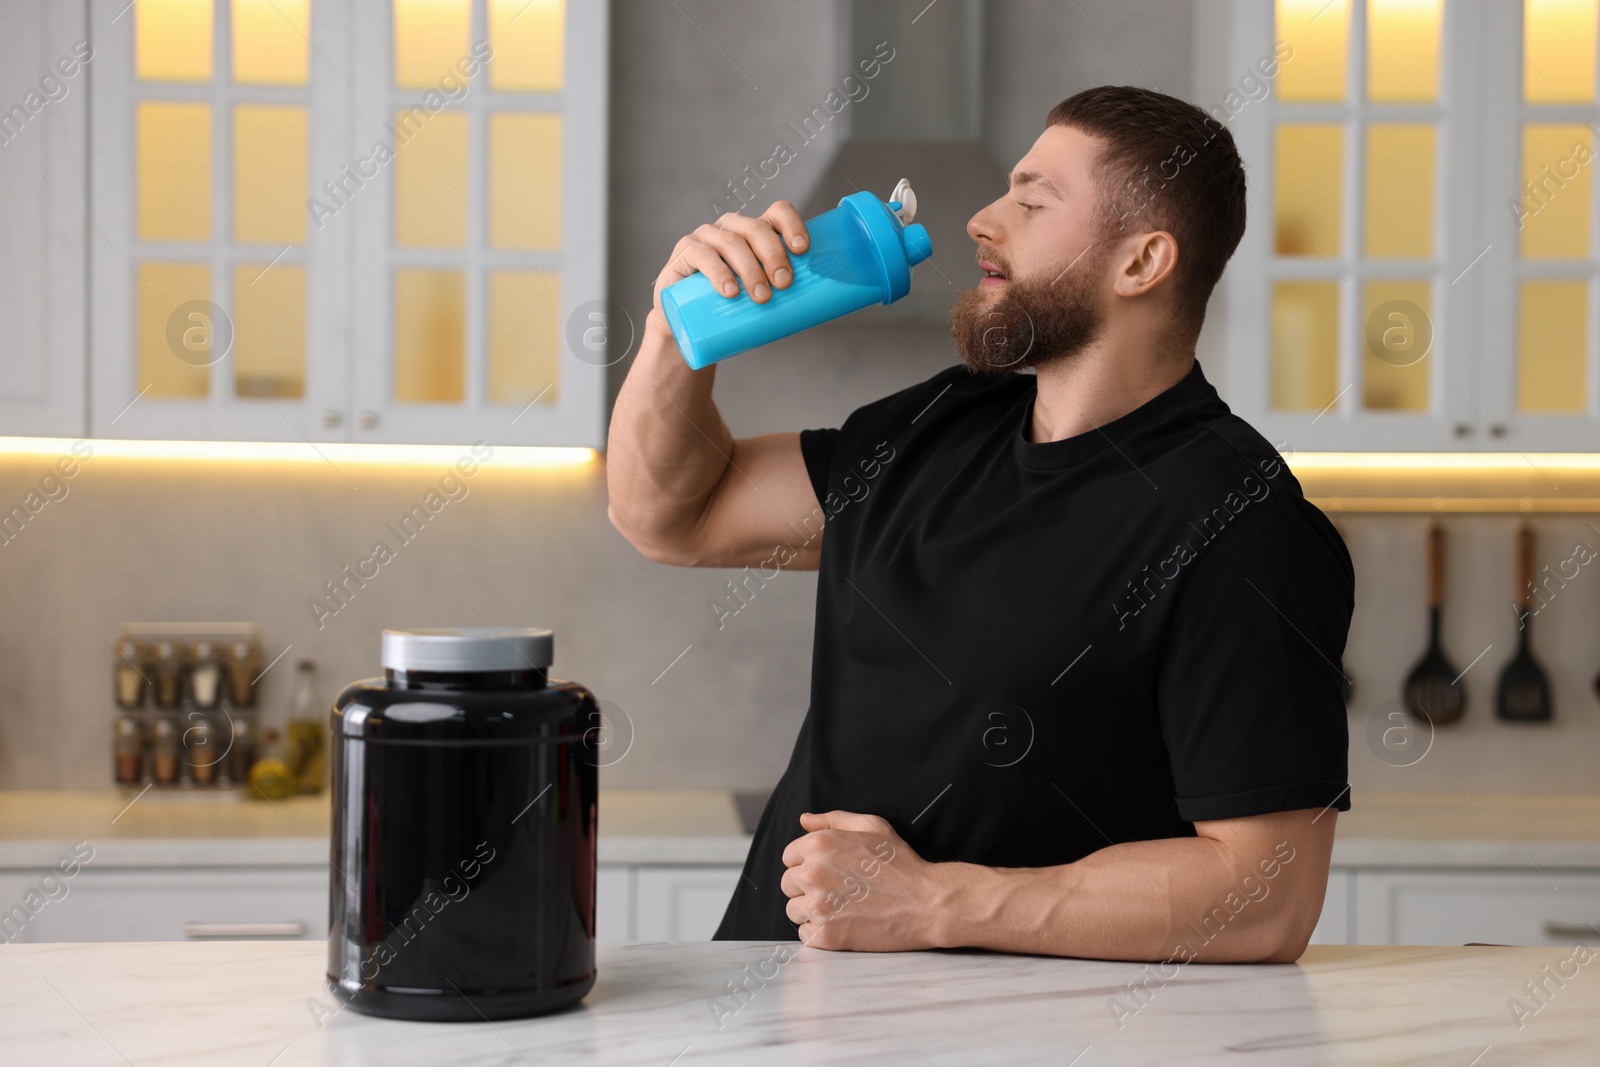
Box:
[248,727,295,801]
[286,658,327,795]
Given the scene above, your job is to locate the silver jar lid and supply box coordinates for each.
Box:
[381,627,553,672]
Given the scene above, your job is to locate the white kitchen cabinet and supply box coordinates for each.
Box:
[1214,0,1600,452]
[634,866,742,941]
[1309,868,1352,945]
[67,0,609,447]
[0,873,44,944]
[0,0,87,438]
[1352,869,1600,947]
[596,864,632,941]
[20,867,327,942]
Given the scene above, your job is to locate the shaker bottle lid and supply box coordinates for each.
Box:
[382,627,554,672]
[889,178,917,225]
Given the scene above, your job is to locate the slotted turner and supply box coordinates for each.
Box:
[1497,523,1553,722]
[1403,522,1465,724]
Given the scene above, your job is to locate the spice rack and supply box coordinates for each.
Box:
[112,623,262,797]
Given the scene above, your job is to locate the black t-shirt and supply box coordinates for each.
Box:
[713,360,1354,941]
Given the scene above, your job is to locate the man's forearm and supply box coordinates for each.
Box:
[606,317,734,560]
[930,830,1322,964]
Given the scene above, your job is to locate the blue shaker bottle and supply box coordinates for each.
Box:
[661,179,933,370]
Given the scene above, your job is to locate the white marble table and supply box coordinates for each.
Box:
[3,940,1594,1065]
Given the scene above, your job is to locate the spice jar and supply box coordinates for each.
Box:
[150,715,179,785]
[152,641,183,709]
[114,640,147,709]
[113,714,143,784]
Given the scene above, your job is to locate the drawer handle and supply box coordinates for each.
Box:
[183,922,307,940]
[1542,922,1599,940]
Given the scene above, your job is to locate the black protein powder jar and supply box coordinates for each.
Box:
[327,627,599,1021]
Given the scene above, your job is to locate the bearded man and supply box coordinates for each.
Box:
[606,85,1353,962]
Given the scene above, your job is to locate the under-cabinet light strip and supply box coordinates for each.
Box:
[0,437,597,468]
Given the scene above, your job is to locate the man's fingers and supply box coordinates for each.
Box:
[674,240,741,299]
[762,199,809,253]
[696,220,774,303]
[717,212,799,290]
[800,810,891,834]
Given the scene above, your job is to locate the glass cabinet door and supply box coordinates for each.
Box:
[349,0,606,447]
[1476,0,1600,452]
[89,0,352,441]
[1227,0,1482,451]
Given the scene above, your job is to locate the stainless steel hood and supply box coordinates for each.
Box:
[803,0,1006,325]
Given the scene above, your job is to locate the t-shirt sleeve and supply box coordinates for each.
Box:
[797,427,840,506]
[1157,497,1354,823]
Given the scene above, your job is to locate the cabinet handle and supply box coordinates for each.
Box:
[321,410,342,429]
[1490,423,1508,438]
[358,410,379,430]
[1542,922,1599,940]
[183,922,307,939]
[1452,423,1472,438]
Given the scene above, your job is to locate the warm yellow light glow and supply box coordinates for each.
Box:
[1524,0,1599,103]
[490,0,564,92]
[137,0,213,82]
[138,102,212,242]
[1368,0,1442,102]
[1277,0,1350,101]
[233,0,311,85]
[0,438,595,468]
[1293,451,1600,513]
[1288,453,1600,470]
[393,0,470,88]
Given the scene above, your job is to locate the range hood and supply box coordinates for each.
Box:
[803,0,1006,325]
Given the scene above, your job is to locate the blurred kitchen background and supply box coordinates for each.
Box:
[2,0,1599,945]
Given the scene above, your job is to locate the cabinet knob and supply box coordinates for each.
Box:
[1490,423,1508,438]
[321,410,342,429]
[1452,423,1472,438]
[358,411,378,430]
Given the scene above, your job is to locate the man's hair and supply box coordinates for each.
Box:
[1046,85,1246,341]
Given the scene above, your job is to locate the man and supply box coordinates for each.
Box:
[607,86,1353,963]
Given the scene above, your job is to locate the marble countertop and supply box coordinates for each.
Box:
[3,939,1592,1066]
[2,789,1598,870]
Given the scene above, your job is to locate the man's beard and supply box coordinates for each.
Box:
[950,246,1108,373]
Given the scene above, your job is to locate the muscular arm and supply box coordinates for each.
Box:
[607,202,827,569]
[936,809,1336,962]
[784,808,1336,963]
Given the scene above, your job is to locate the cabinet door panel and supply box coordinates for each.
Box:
[1310,868,1352,945]
[634,866,740,941]
[1353,869,1600,946]
[1222,0,1482,451]
[87,0,350,442]
[0,0,87,437]
[596,864,632,941]
[348,0,607,447]
[20,868,328,942]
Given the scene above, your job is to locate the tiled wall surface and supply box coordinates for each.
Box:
[2,1,1596,795]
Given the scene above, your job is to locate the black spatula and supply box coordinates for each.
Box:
[1497,523,1553,722]
[1403,522,1465,724]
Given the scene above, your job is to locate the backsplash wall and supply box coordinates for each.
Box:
[2,0,1597,795]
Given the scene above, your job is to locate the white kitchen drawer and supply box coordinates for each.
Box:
[1309,868,1352,945]
[0,874,45,944]
[1353,869,1600,946]
[634,866,742,940]
[597,865,632,941]
[18,868,328,943]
